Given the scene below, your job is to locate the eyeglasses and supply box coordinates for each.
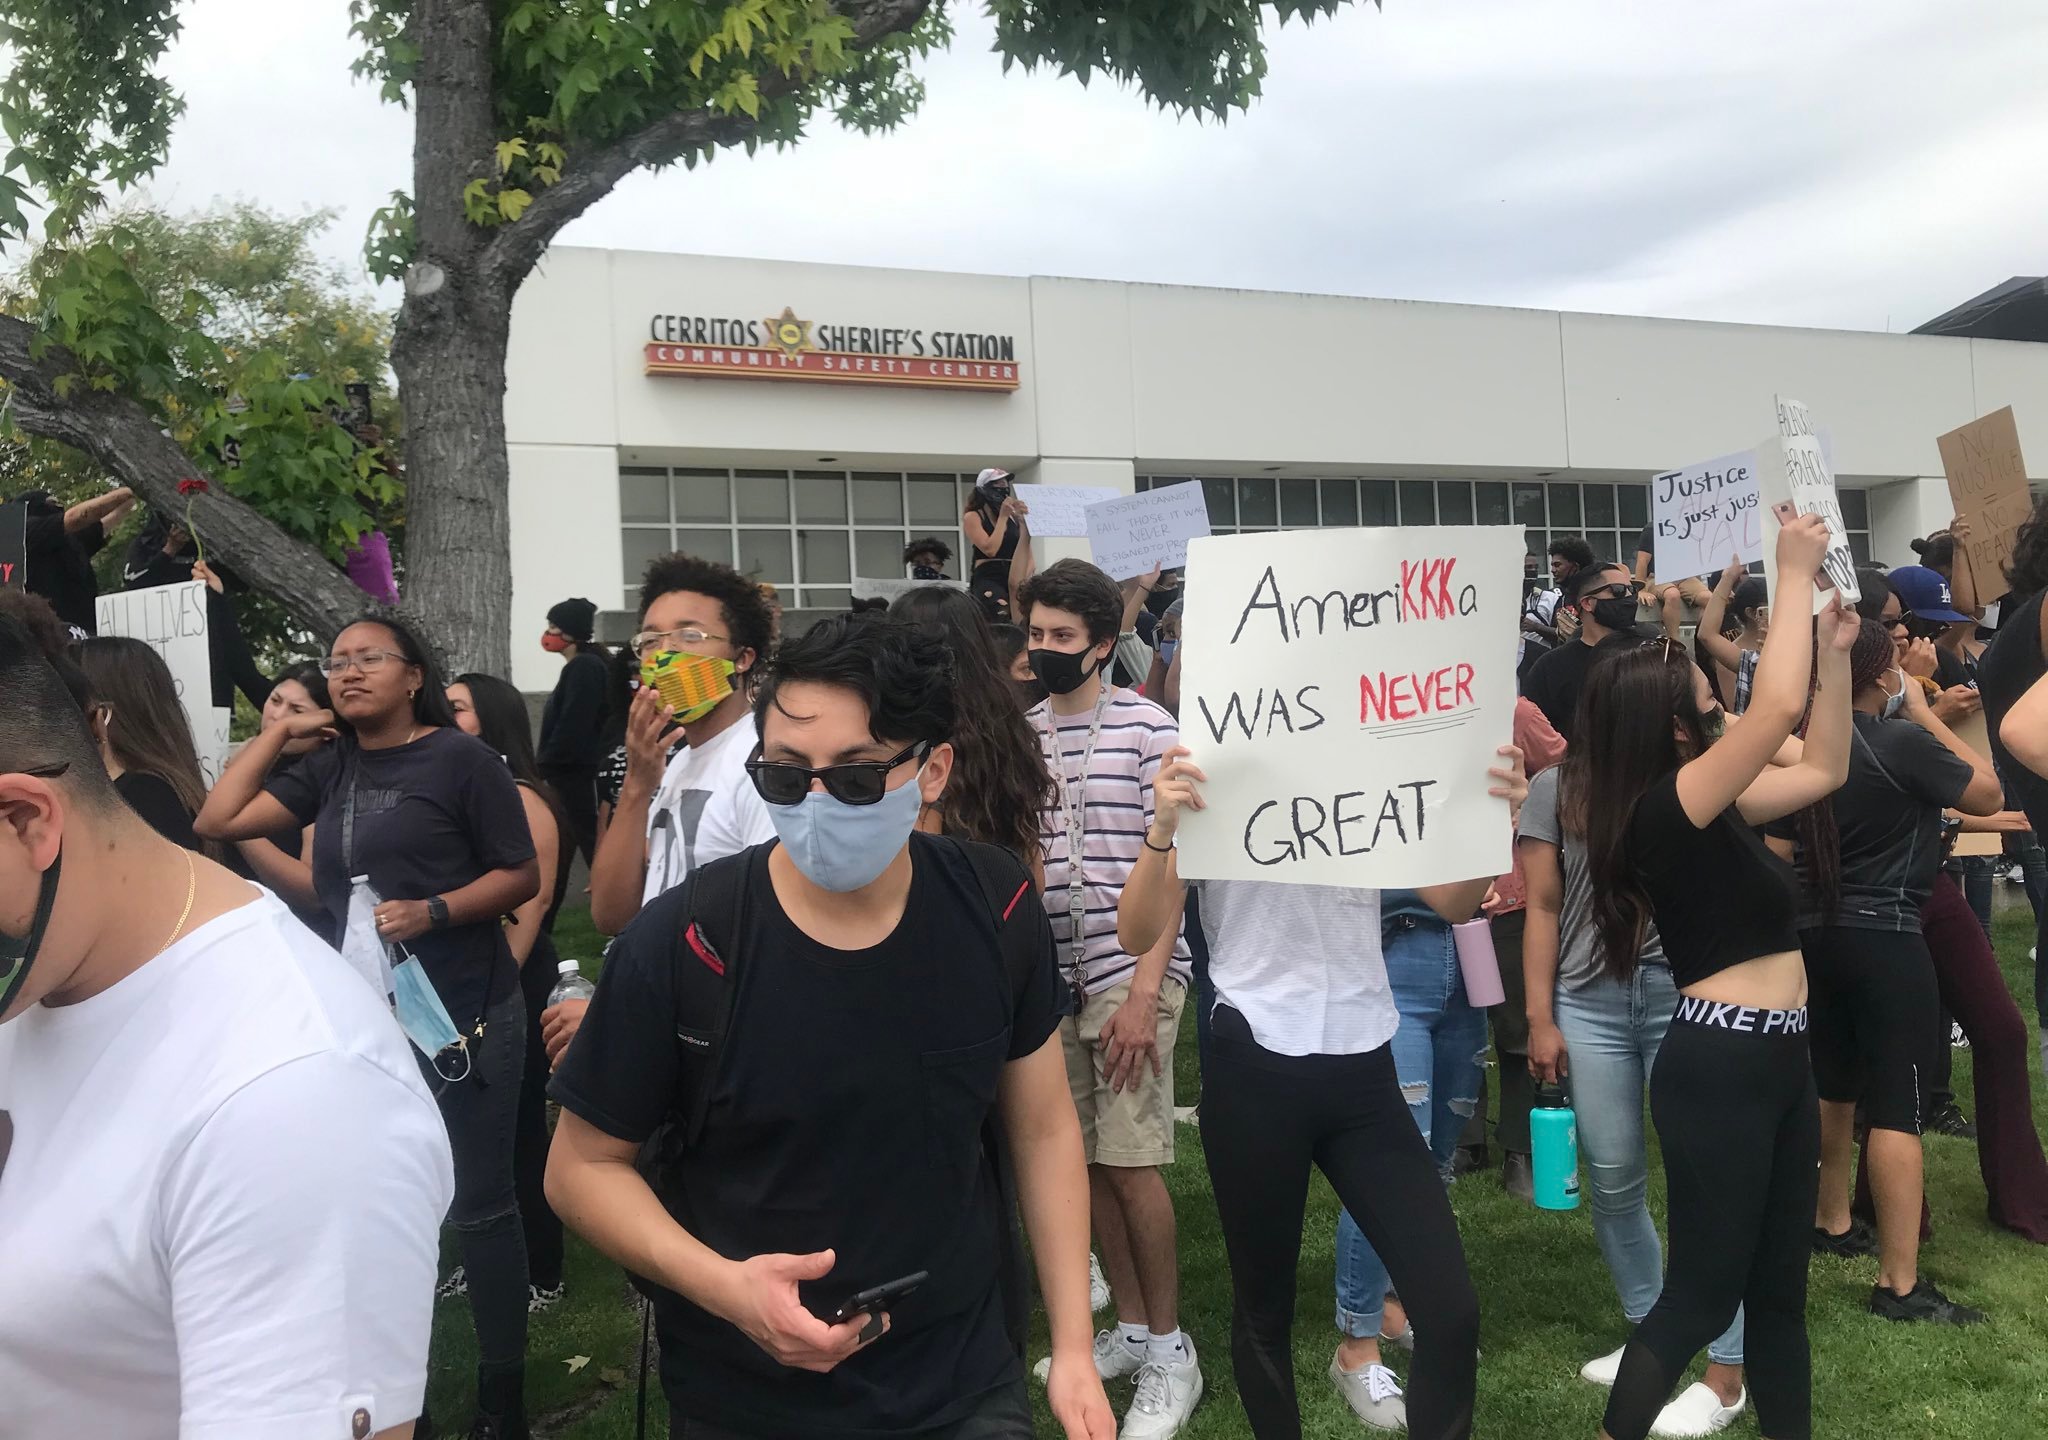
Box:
[632,627,728,659]
[319,650,409,678]
[745,742,930,807]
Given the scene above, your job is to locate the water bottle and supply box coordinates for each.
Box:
[1531,1082,1581,1211]
[547,959,596,1010]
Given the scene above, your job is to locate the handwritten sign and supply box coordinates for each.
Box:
[850,576,967,603]
[1759,397,1859,612]
[1938,407,2031,594]
[95,581,213,752]
[1651,449,1761,580]
[1086,484,1211,580]
[1174,525,1524,888]
[197,707,232,789]
[1011,484,1119,539]
[0,500,24,591]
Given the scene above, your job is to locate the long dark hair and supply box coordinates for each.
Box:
[454,671,572,914]
[2007,492,2048,603]
[272,662,332,713]
[889,585,1053,868]
[1560,641,1712,981]
[337,614,460,731]
[73,636,231,864]
[1784,619,1897,923]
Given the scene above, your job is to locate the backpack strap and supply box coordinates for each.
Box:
[669,849,754,1148]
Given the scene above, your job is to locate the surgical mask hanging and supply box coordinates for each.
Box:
[0,851,61,1020]
[391,947,471,1082]
[1882,669,1909,720]
[767,766,926,893]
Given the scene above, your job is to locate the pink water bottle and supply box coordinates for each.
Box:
[1452,918,1506,1008]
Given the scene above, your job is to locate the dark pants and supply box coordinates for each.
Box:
[1187,886,1214,1080]
[1488,908,1533,1156]
[670,1376,1032,1440]
[1605,1011,1817,1440]
[515,937,567,1289]
[541,762,600,870]
[1204,1004,1478,1440]
[427,983,531,1371]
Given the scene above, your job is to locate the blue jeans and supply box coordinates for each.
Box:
[1335,893,1487,1337]
[1555,964,1743,1366]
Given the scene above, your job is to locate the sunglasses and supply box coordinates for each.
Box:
[746,742,930,807]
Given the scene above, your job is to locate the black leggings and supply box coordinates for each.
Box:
[1605,1002,1818,1440]
[515,936,567,1290]
[1203,1004,1479,1440]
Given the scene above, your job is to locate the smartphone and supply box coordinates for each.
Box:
[1770,502,1835,590]
[814,1270,929,1325]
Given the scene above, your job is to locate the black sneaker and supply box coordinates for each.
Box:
[1812,1220,1878,1258]
[1929,1099,1978,1140]
[1869,1279,1985,1326]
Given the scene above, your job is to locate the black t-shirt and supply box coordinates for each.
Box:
[1933,645,1979,693]
[21,497,106,634]
[265,729,536,1027]
[549,834,1062,1437]
[115,770,199,851]
[1789,714,1972,931]
[1626,770,1801,987]
[1981,590,2048,834]
[539,651,612,768]
[1522,631,1638,741]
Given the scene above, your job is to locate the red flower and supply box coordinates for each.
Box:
[177,478,209,497]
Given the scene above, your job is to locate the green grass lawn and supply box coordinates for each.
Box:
[429,902,2048,1438]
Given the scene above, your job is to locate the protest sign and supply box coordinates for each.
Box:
[1173,525,1524,888]
[1650,449,1762,580]
[849,576,967,603]
[1011,484,1120,538]
[95,582,213,748]
[1938,407,2032,594]
[197,708,233,790]
[1758,397,1859,613]
[1949,710,2003,856]
[1086,483,1211,580]
[0,500,24,590]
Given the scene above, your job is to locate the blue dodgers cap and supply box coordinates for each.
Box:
[1885,565,1971,624]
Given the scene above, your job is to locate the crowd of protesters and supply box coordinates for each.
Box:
[4,473,2048,1440]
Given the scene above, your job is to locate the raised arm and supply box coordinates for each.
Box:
[1945,517,1982,619]
[1007,508,1036,598]
[62,485,133,534]
[194,714,329,842]
[1731,597,1855,825]
[1695,557,1748,674]
[1119,748,1198,958]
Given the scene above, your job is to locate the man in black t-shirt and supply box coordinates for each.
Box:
[1522,563,1642,740]
[9,486,135,636]
[547,614,1113,1440]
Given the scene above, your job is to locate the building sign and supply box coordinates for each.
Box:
[645,306,1021,392]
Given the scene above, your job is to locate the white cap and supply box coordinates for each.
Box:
[558,960,579,976]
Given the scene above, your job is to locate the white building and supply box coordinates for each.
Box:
[503,247,2047,692]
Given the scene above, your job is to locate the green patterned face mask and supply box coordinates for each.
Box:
[0,850,60,1019]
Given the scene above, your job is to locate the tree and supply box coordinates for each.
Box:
[0,0,1378,672]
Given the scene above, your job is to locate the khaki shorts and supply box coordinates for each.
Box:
[1060,977,1185,1168]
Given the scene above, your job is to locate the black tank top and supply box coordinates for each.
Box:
[969,503,1019,566]
[1625,770,1801,987]
[1980,589,2048,831]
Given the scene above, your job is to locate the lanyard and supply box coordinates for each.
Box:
[1047,687,1112,973]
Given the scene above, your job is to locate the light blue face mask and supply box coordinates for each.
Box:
[767,764,927,893]
[392,950,472,1082]
[1159,639,1179,668]
[1882,668,1909,721]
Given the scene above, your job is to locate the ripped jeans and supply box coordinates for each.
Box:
[1336,894,1486,1337]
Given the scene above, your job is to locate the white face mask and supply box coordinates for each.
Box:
[1881,669,1908,721]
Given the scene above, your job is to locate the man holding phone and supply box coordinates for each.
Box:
[546,614,1112,1440]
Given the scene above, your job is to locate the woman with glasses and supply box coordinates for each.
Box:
[197,615,542,1440]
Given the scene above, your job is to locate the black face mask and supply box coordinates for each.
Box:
[1590,596,1638,632]
[1028,646,1101,697]
[0,850,61,1019]
[1143,585,1179,619]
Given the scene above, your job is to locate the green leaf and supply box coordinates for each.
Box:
[494,137,528,172]
[496,187,533,222]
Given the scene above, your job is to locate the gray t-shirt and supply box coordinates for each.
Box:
[1517,765,1668,989]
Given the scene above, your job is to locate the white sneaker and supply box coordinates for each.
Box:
[1650,1382,1747,1438]
[1092,1329,1149,1383]
[1122,1354,1203,1440]
[1579,1344,1627,1387]
[1090,1253,1112,1313]
[1328,1355,1408,1431]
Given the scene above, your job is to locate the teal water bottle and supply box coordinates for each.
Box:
[1531,1083,1580,1211]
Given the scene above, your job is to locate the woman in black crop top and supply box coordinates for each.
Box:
[1572,516,1855,1440]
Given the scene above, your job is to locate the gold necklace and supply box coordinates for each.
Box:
[156,850,197,959]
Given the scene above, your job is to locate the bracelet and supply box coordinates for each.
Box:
[1143,834,1174,854]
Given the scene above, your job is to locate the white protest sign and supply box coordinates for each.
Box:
[95,582,214,746]
[1651,449,1762,580]
[1012,484,1120,538]
[197,707,232,789]
[1758,397,1859,613]
[1174,525,1524,888]
[849,576,967,603]
[1086,484,1211,580]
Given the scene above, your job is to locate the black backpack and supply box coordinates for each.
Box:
[631,834,1043,1355]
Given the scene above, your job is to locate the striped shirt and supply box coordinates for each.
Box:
[1031,689,1191,995]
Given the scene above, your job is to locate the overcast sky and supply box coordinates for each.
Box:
[133,0,2046,333]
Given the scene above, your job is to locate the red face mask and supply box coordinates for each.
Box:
[541,631,571,653]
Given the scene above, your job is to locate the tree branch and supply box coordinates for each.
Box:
[482,0,931,286]
[0,313,371,640]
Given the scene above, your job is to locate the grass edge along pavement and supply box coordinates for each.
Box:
[430,904,2048,1438]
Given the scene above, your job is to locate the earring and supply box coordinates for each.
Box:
[409,688,418,700]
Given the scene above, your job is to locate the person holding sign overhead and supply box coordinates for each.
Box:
[964,468,1025,623]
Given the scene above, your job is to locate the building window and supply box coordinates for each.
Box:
[618,467,978,612]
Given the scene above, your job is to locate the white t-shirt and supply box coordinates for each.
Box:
[1193,879,1393,1057]
[0,894,454,1440]
[641,713,777,906]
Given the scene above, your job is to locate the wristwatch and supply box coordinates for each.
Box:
[426,896,450,931]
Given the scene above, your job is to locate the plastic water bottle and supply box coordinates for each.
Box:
[547,959,596,1010]
[1531,1082,1581,1212]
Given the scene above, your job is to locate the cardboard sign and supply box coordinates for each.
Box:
[1011,484,1120,539]
[1938,407,2032,595]
[849,576,967,603]
[1086,484,1211,581]
[0,500,24,590]
[1173,525,1524,888]
[1759,398,1859,613]
[1651,449,1762,581]
[95,582,213,751]
[1948,709,2004,855]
